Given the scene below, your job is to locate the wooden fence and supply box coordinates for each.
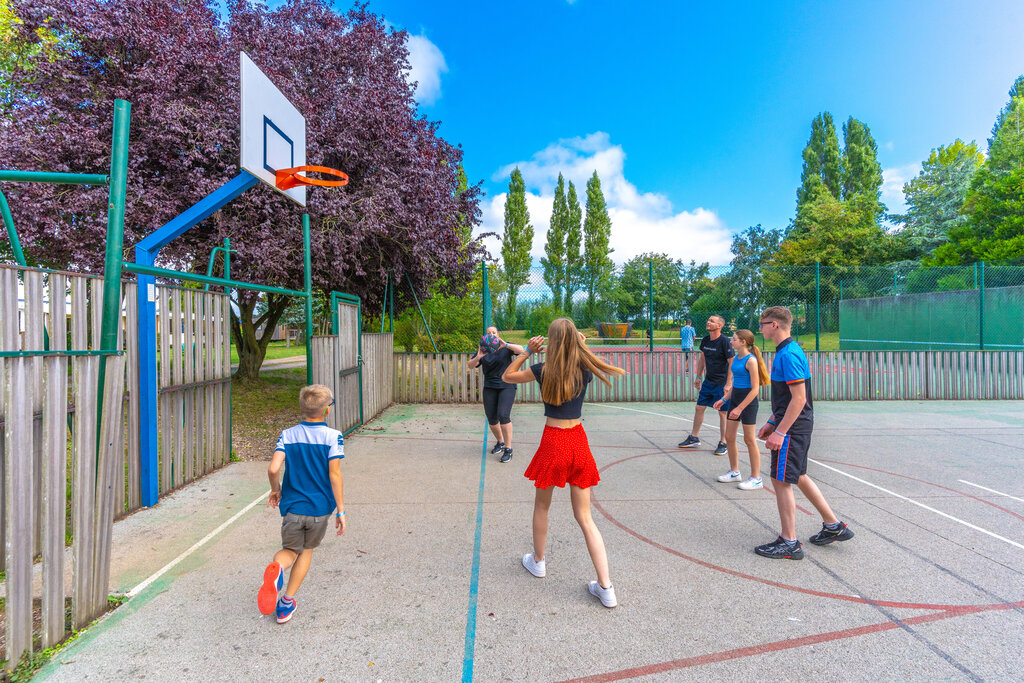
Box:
[0,265,129,668]
[393,349,1024,402]
[312,333,394,432]
[0,263,232,667]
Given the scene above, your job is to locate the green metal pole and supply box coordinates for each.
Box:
[979,261,985,350]
[224,237,232,459]
[96,99,131,460]
[648,260,654,352]
[0,189,27,265]
[0,170,108,185]
[406,272,438,353]
[123,263,307,297]
[388,274,394,333]
[379,275,388,334]
[814,261,821,352]
[303,214,313,384]
[482,262,492,333]
[974,262,978,290]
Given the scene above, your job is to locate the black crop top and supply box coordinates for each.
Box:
[530,362,593,419]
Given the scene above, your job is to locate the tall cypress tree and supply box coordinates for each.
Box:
[794,112,843,237]
[841,117,884,220]
[541,174,568,309]
[582,171,614,319]
[501,168,534,325]
[986,74,1024,172]
[564,181,583,314]
[454,164,473,245]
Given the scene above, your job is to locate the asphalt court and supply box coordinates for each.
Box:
[39,400,1024,682]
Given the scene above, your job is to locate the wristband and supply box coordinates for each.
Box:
[336,511,345,517]
[766,419,777,426]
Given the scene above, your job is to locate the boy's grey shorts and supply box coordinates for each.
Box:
[281,513,329,553]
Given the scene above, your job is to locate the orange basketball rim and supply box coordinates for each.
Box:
[275,165,349,191]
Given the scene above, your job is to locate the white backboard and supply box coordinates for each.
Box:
[240,52,306,206]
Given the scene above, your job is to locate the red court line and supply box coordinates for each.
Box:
[814,458,1024,523]
[594,452,1001,611]
[556,600,1023,683]
[762,478,814,516]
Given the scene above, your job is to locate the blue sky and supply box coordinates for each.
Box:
[369,0,1024,265]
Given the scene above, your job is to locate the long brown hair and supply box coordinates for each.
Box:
[735,329,770,385]
[540,318,626,405]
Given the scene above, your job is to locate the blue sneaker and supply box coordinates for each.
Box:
[257,562,283,615]
[276,596,296,623]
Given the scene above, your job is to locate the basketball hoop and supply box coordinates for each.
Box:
[275,165,349,191]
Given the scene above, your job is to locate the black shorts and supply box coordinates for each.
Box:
[482,386,516,425]
[720,387,758,425]
[696,381,724,407]
[770,432,811,484]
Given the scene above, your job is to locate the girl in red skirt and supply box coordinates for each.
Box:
[501,318,626,607]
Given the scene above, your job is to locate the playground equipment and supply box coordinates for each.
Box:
[123,52,349,507]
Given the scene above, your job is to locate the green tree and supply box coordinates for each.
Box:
[563,181,584,314]
[796,112,842,215]
[929,76,1024,265]
[779,194,890,266]
[582,171,614,322]
[897,140,983,259]
[726,224,784,328]
[610,253,685,326]
[841,116,885,220]
[541,173,568,309]
[987,75,1024,173]
[501,168,534,324]
[454,165,474,245]
[0,0,69,114]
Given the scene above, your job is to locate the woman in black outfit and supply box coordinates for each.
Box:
[468,327,526,462]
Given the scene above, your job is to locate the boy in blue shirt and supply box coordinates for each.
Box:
[755,306,853,560]
[257,384,347,622]
[680,319,696,351]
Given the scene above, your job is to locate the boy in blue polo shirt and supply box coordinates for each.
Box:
[755,306,852,560]
[257,384,346,622]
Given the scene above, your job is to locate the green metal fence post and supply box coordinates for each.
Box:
[379,275,388,334]
[388,274,394,333]
[482,262,492,333]
[814,261,821,352]
[648,260,654,352]
[405,272,438,352]
[979,261,985,350]
[224,236,232,458]
[0,189,27,265]
[96,99,131,451]
[303,214,313,384]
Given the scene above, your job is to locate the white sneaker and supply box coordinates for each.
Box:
[588,580,617,608]
[738,477,763,490]
[522,553,546,578]
[717,470,742,483]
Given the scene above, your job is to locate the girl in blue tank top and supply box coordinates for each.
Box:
[713,330,770,490]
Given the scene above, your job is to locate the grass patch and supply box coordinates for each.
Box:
[229,340,306,365]
[0,595,126,682]
[231,367,307,461]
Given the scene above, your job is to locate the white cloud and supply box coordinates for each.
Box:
[406,34,448,105]
[881,163,919,218]
[477,133,733,266]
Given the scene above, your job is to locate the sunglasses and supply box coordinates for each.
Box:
[328,398,335,407]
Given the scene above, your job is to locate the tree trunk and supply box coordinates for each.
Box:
[231,293,291,380]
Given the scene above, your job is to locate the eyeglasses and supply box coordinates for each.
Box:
[328,398,335,407]
[758,320,776,328]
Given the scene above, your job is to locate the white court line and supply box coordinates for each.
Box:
[593,403,1024,551]
[957,480,1024,504]
[811,461,1024,552]
[127,490,269,598]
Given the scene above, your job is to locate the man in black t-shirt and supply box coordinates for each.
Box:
[678,315,733,455]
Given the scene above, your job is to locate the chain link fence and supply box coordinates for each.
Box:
[379,261,1024,353]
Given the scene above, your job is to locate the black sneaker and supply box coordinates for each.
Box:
[713,441,728,456]
[490,441,505,456]
[754,536,804,560]
[809,522,854,545]
[678,435,700,449]
[500,448,513,463]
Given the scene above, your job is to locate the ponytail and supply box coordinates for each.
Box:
[736,329,770,385]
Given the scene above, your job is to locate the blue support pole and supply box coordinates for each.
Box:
[135,171,259,507]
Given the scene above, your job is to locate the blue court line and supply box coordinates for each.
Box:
[461,423,489,682]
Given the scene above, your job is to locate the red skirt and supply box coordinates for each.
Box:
[524,424,600,489]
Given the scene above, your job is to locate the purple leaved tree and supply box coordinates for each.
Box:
[1,0,483,379]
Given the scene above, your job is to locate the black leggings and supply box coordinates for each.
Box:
[482,387,516,425]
